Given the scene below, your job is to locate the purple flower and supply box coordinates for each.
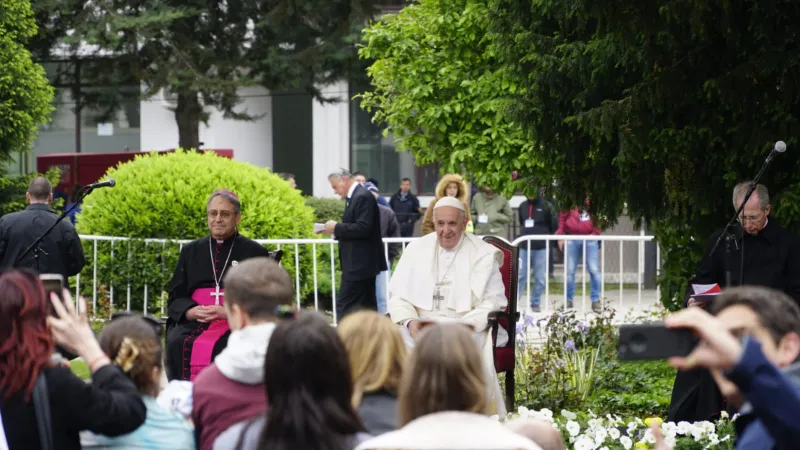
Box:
[516,322,525,337]
[577,322,589,334]
[524,314,535,328]
[565,339,576,352]
[555,359,565,367]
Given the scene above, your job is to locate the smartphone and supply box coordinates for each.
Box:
[40,273,64,300]
[618,323,694,361]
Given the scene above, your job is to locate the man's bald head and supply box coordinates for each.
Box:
[27,177,52,204]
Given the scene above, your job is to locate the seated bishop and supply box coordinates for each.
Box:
[165,190,273,381]
[388,196,509,415]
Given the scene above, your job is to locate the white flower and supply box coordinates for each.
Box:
[665,435,677,447]
[690,424,706,440]
[566,420,581,437]
[608,428,621,440]
[661,422,678,439]
[561,409,578,420]
[538,408,554,420]
[517,406,531,418]
[593,427,608,444]
[588,418,603,429]
[619,436,633,450]
[705,432,720,446]
[720,410,729,419]
[599,447,609,450]
[573,436,595,450]
[676,421,691,435]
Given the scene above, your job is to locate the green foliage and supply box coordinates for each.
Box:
[0,0,54,158]
[31,0,377,149]
[0,167,62,217]
[305,197,346,223]
[515,309,675,419]
[358,0,540,197]
[467,0,800,305]
[75,150,316,314]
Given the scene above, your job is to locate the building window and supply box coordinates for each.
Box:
[349,81,440,195]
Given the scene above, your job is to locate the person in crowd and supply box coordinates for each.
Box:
[364,182,400,314]
[81,315,195,450]
[0,270,146,450]
[213,312,371,450]
[388,197,508,415]
[319,169,386,318]
[556,199,602,312]
[517,188,558,312]
[0,176,86,283]
[165,190,273,381]
[352,171,367,185]
[355,324,541,450]
[669,182,800,423]
[277,173,296,190]
[366,178,390,207]
[661,287,800,450]
[338,311,407,436]
[470,186,512,237]
[389,177,421,238]
[421,174,472,235]
[65,184,84,225]
[192,257,293,450]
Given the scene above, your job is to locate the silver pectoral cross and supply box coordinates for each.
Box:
[210,285,224,305]
[432,285,444,310]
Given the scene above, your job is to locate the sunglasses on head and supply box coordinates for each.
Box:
[109,311,163,337]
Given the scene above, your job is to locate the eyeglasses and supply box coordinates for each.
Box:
[207,210,236,219]
[738,212,765,224]
[109,311,163,337]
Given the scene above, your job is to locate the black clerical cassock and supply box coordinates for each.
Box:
[668,219,800,423]
[165,233,271,381]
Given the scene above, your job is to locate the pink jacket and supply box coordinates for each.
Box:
[556,207,601,236]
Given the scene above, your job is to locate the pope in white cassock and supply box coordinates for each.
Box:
[388,196,509,415]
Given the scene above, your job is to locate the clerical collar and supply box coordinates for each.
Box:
[212,232,238,245]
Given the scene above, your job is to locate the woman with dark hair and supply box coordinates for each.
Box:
[0,270,146,450]
[82,316,195,449]
[213,312,371,450]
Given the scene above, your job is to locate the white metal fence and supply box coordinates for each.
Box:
[74,234,659,322]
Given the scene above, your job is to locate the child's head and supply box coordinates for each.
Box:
[222,257,294,330]
[99,315,162,396]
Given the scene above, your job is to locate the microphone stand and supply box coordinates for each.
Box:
[15,186,94,272]
[708,147,781,288]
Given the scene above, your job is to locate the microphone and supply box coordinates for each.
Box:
[774,141,787,153]
[85,179,116,189]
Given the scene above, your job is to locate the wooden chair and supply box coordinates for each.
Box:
[482,235,520,412]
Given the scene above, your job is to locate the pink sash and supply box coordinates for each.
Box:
[186,287,230,381]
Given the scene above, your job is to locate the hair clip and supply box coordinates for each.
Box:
[274,305,296,319]
[114,337,140,373]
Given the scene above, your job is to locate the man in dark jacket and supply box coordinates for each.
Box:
[664,286,800,450]
[668,182,800,423]
[320,169,387,319]
[517,188,557,312]
[0,177,86,283]
[389,178,421,237]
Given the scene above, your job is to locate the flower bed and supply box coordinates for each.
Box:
[498,407,735,450]
[510,306,735,449]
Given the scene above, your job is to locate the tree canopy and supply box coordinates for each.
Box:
[488,0,800,305]
[32,0,377,149]
[359,0,539,196]
[0,0,54,159]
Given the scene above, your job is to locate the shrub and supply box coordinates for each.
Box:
[0,167,62,217]
[302,197,346,308]
[305,196,346,223]
[75,150,316,315]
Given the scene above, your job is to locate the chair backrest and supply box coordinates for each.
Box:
[481,236,518,317]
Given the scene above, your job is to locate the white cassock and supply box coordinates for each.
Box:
[388,232,509,415]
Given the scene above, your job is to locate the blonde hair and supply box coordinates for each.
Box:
[338,311,407,408]
[397,324,487,425]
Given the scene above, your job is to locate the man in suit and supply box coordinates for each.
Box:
[319,168,387,319]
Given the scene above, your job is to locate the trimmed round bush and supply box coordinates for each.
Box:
[75,150,316,315]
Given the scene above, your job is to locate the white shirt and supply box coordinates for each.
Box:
[346,181,358,200]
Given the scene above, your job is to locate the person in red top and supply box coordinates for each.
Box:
[556,200,603,312]
[191,257,294,450]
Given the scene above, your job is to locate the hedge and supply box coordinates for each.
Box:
[74,150,317,315]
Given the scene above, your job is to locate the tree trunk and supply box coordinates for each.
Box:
[175,91,202,150]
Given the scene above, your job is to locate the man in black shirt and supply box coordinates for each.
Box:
[668,181,800,423]
[389,177,421,237]
[0,177,85,282]
[517,188,558,312]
